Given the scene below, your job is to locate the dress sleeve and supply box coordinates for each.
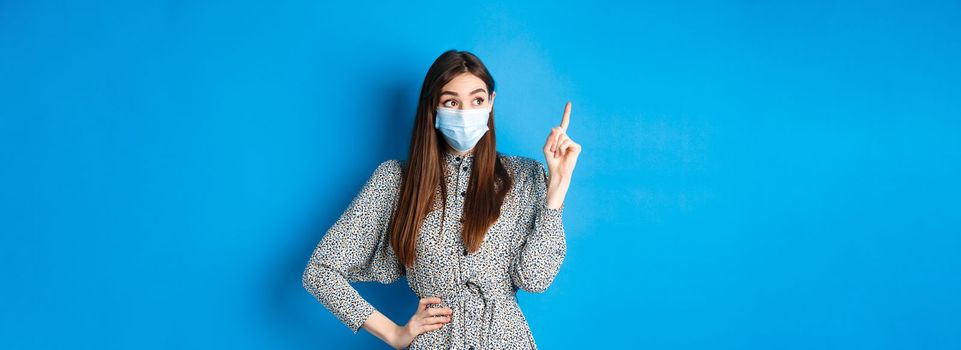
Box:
[509,159,567,293]
[302,160,405,333]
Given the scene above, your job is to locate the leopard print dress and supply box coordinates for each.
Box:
[302,150,566,349]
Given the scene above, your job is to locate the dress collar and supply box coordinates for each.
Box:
[443,149,475,163]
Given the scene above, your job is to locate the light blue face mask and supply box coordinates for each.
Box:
[434,106,491,152]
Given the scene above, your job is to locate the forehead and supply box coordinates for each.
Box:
[441,73,487,93]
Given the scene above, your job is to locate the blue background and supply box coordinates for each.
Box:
[2,0,959,348]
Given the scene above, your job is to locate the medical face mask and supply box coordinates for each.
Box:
[434,106,491,152]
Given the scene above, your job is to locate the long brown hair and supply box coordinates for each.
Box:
[389,50,513,267]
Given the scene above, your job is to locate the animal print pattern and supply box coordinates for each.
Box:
[302,150,566,349]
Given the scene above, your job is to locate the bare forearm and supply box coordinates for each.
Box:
[362,309,409,349]
[546,175,570,209]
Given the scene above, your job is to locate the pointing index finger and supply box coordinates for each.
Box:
[560,101,572,132]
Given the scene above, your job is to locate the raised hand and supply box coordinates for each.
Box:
[542,101,582,209]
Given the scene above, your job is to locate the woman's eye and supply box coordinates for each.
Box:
[443,100,456,107]
[473,98,484,105]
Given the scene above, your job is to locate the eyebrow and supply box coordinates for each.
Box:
[440,88,488,97]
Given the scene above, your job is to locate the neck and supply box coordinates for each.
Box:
[444,143,474,156]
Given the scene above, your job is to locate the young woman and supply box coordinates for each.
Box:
[302,49,582,349]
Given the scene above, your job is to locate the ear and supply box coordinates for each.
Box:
[490,91,496,108]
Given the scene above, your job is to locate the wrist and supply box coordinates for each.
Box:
[548,174,570,191]
[392,324,413,349]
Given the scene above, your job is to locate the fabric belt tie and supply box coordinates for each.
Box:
[435,281,515,349]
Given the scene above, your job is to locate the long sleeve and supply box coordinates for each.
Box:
[302,160,405,333]
[509,159,567,293]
